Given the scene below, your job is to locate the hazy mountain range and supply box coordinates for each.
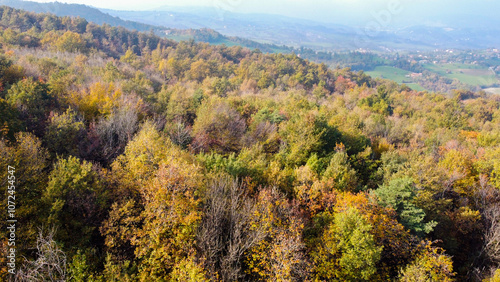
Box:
[1,0,500,51]
[103,6,500,51]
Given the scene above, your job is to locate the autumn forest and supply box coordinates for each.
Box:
[1,6,500,281]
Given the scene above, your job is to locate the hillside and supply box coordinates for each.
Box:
[0,0,161,31]
[1,6,500,281]
[1,0,498,94]
[104,6,500,51]
[0,0,295,54]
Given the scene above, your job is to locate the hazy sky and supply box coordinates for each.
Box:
[31,0,498,26]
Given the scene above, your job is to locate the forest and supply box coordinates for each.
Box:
[1,6,500,281]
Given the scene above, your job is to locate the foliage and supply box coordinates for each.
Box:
[192,99,246,153]
[44,156,107,251]
[0,6,498,280]
[322,150,359,192]
[133,162,202,280]
[6,77,54,134]
[399,243,455,282]
[44,107,85,157]
[374,177,437,235]
[311,207,382,281]
[0,132,49,252]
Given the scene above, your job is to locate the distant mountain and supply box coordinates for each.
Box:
[102,7,381,51]
[0,0,296,53]
[103,6,500,51]
[2,0,499,52]
[0,0,157,31]
[394,26,500,49]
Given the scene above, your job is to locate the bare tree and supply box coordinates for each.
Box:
[16,229,67,282]
[196,176,266,281]
[94,106,138,163]
[165,120,192,149]
[474,175,500,279]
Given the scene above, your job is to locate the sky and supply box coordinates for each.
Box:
[30,0,499,27]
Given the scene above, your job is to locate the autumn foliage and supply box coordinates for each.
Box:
[1,6,500,281]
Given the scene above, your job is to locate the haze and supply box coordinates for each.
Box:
[30,0,499,28]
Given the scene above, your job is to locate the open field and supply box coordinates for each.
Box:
[423,63,499,87]
[403,83,426,92]
[366,66,411,83]
[366,66,426,91]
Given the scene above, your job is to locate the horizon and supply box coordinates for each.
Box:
[27,0,500,28]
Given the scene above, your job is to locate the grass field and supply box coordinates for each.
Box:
[366,66,426,91]
[423,63,499,87]
[403,83,426,92]
[366,66,411,83]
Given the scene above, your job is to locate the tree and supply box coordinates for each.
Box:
[322,150,358,192]
[374,177,436,235]
[120,49,138,65]
[483,269,500,282]
[189,59,211,82]
[192,99,246,153]
[278,112,324,166]
[111,121,187,186]
[312,207,382,281]
[169,256,208,282]
[44,156,106,250]
[165,120,192,149]
[44,108,85,157]
[55,31,87,53]
[164,84,202,124]
[16,229,68,282]
[399,243,455,282]
[196,176,266,281]
[309,192,413,279]
[0,97,23,141]
[246,188,310,281]
[483,193,500,274]
[6,78,54,134]
[257,72,275,89]
[69,82,123,121]
[92,107,139,164]
[0,133,49,253]
[133,162,202,280]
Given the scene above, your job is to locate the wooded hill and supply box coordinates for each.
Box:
[1,6,500,281]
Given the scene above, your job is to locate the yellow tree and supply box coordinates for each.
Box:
[400,242,455,282]
[55,31,87,53]
[246,188,310,281]
[69,82,123,121]
[133,162,203,280]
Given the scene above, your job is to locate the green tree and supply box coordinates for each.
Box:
[0,97,23,140]
[312,207,382,281]
[44,156,107,251]
[278,112,324,166]
[6,77,54,134]
[374,177,436,235]
[322,150,358,192]
[44,108,85,157]
[0,133,49,254]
